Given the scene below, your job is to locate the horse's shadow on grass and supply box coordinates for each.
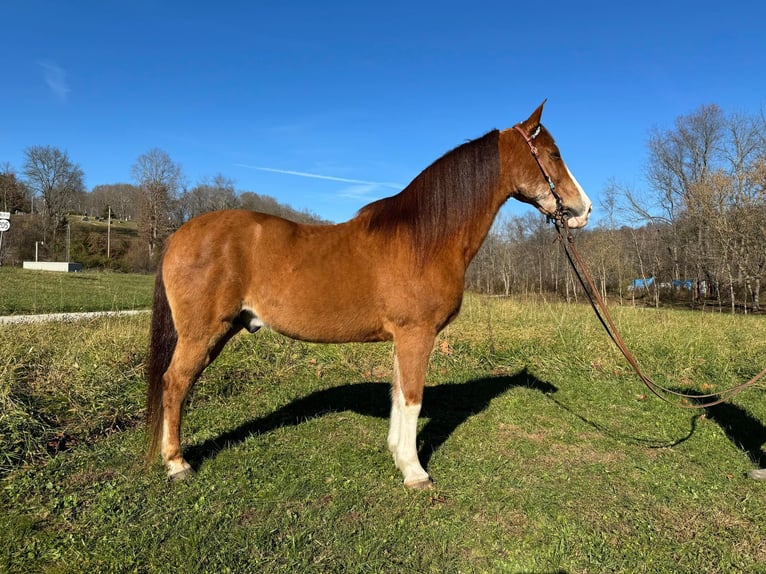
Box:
[547,387,766,465]
[184,369,557,473]
[653,390,766,469]
[702,400,766,469]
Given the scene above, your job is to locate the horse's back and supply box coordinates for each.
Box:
[161,209,392,343]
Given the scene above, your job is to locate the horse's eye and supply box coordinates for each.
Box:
[550,151,561,160]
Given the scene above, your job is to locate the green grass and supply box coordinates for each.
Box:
[0,267,154,314]
[1,295,766,573]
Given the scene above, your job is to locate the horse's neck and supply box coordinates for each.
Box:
[455,185,509,267]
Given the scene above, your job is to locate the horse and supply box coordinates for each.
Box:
[146,101,592,488]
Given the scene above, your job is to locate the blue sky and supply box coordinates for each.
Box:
[2,0,765,224]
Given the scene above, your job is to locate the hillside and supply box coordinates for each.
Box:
[1,195,327,272]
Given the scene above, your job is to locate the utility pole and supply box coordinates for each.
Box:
[107,205,111,259]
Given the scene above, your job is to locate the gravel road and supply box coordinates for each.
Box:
[0,310,150,325]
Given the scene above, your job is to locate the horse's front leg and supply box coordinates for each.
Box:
[388,330,434,489]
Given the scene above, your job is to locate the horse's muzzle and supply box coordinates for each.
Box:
[563,203,592,229]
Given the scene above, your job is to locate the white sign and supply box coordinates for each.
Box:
[0,212,9,220]
[0,219,9,232]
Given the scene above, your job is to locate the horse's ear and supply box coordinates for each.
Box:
[520,99,547,135]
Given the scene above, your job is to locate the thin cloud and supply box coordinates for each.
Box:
[236,164,402,189]
[38,60,71,101]
[335,183,380,200]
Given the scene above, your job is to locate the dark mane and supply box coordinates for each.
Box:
[358,130,500,262]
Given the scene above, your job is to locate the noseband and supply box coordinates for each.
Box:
[513,124,567,226]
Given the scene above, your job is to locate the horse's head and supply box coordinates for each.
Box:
[501,101,592,229]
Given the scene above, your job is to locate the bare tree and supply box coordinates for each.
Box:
[623,104,766,311]
[89,183,140,221]
[702,163,766,311]
[595,180,632,299]
[644,105,726,280]
[23,146,84,218]
[22,146,85,257]
[131,148,184,263]
[179,174,239,221]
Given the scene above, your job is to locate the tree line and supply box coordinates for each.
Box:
[2,103,764,312]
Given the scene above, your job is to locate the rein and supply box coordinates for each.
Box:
[514,123,766,409]
[555,220,766,408]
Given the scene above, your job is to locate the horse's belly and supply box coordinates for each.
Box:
[244,290,391,344]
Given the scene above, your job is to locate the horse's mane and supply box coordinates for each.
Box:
[358,130,500,262]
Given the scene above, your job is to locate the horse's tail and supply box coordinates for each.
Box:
[146,258,177,463]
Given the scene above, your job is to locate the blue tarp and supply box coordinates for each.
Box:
[630,277,654,289]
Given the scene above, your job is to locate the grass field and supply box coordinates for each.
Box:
[1,283,766,573]
[0,267,154,315]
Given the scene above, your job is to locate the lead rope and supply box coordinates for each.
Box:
[555,217,766,409]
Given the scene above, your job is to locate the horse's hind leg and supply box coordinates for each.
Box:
[388,330,434,489]
[162,325,237,480]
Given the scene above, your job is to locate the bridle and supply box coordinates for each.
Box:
[514,123,766,409]
[513,124,567,225]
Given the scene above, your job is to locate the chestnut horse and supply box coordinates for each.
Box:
[147,102,591,488]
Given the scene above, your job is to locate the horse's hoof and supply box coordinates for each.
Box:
[404,477,434,490]
[168,467,196,482]
[748,469,766,481]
